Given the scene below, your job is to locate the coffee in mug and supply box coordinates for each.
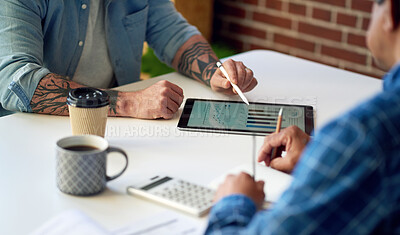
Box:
[67,87,109,137]
[56,135,128,196]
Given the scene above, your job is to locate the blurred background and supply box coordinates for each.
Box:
[141,0,383,79]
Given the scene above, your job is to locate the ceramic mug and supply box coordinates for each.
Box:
[56,135,128,196]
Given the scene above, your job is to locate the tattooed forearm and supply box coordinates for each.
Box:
[31,73,121,116]
[30,73,80,115]
[175,36,219,86]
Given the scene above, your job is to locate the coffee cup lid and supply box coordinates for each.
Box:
[67,87,110,108]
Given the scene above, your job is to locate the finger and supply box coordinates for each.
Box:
[270,157,294,173]
[167,97,179,113]
[235,61,246,89]
[161,80,184,96]
[256,181,265,190]
[225,174,235,181]
[169,88,184,107]
[160,86,183,108]
[212,73,232,90]
[242,77,258,93]
[257,135,272,162]
[239,171,252,179]
[257,135,277,162]
[241,66,256,91]
[159,97,174,119]
[241,67,254,90]
[222,59,238,85]
[257,133,286,164]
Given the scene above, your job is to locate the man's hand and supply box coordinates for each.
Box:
[173,35,258,95]
[117,80,184,119]
[214,172,265,209]
[211,59,258,95]
[258,126,310,173]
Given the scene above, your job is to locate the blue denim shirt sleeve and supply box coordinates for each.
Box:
[146,0,200,66]
[206,195,257,234]
[0,0,200,114]
[0,0,50,113]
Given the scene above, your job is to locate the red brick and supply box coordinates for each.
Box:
[217,3,246,19]
[348,33,366,48]
[229,22,267,39]
[312,7,331,22]
[253,12,292,29]
[309,0,346,7]
[337,13,358,27]
[362,17,371,30]
[321,45,367,64]
[289,3,306,16]
[351,0,373,13]
[265,0,283,11]
[298,22,342,41]
[274,33,315,52]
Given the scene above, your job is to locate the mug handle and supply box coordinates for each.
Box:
[105,147,129,181]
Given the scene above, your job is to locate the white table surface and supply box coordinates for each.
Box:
[0,50,382,234]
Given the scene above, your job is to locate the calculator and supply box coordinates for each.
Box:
[127,175,215,217]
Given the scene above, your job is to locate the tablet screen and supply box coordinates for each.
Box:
[178,99,314,135]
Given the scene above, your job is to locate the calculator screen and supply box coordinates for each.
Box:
[140,177,172,191]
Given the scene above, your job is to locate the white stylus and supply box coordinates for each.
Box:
[216,62,249,105]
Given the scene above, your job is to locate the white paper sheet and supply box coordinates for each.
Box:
[113,210,206,235]
[30,210,110,235]
[208,163,293,203]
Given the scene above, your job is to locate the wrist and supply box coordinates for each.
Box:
[108,91,139,118]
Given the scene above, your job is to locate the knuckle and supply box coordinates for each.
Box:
[286,126,296,134]
[160,96,168,105]
[160,80,169,85]
[248,70,254,77]
[160,87,169,96]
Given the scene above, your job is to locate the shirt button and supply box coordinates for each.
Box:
[78,41,84,47]
[81,4,87,10]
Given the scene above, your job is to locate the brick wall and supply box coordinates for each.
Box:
[213,0,385,78]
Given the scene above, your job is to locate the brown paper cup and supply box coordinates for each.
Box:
[68,105,109,137]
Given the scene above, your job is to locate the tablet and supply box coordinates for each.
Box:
[178,99,314,136]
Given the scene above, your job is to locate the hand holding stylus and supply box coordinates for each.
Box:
[210,59,258,97]
[257,125,311,174]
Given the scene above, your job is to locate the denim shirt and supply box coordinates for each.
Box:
[0,0,199,116]
[206,65,400,234]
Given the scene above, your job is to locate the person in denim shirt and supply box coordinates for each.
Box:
[0,0,257,118]
[206,0,400,234]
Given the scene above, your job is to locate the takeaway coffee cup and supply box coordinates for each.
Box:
[67,87,109,137]
[56,135,128,196]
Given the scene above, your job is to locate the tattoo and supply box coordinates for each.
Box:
[31,73,122,117]
[106,90,119,115]
[177,41,218,86]
[30,74,76,115]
